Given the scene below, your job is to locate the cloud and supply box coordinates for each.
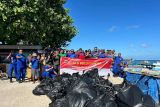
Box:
[129,44,134,48]
[127,25,140,29]
[128,45,137,50]
[108,26,118,32]
[141,43,149,48]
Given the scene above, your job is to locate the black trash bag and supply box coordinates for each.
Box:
[65,92,92,107]
[33,69,158,107]
[94,84,114,97]
[32,85,46,95]
[113,80,129,91]
[60,73,72,78]
[82,68,99,78]
[68,78,97,99]
[32,78,55,95]
[72,72,80,78]
[101,77,113,87]
[116,84,145,107]
[61,77,72,88]
[92,77,114,97]
[60,73,73,83]
[47,82,66,101]
[49,97,68,107]
[142,95,159,107]
[46,73,75,101]
[86,93,118,107]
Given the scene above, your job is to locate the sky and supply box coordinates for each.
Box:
[64,0,160,60]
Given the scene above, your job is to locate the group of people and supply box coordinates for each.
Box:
[7,50,57,83]
[7,47,126,83]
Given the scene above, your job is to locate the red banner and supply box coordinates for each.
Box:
[60,57,113,72]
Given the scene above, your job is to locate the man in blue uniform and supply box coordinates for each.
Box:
[68,49,77,58]
[99,49,106,58]
[31,53,40,83]
[112,53,124,76]
[42,62,57,79]
[7,51,17,83]
[16,50,27,83]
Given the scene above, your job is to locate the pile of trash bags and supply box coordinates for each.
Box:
[33,68,158,107]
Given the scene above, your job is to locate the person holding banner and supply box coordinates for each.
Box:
[99,49,106,58]
[67,49,77,58]
[77,48,85,59]
[85,50,92,58]
[92,47,99,58]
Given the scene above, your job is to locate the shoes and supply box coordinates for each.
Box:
[10,80,13,83]
[18,80,22,83]
[10,78,13,83]
[22,79,25,82]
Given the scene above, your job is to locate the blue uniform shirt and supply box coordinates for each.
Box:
[99,53,106,58]
[44,66,55,73]
[31,58,39,69]
[16,54,26,68]
[10,54,17,64]
[67,53,71,57]
[114,56,123,65]
[92,51,99,58]
[69,54,77,58]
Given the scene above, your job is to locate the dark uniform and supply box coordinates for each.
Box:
[8,53,17,82]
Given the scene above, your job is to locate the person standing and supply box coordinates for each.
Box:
[85,50,92,58]
[92,47,99,58]
[77,48,85,59]
[99,49,106,58]
[31,53,40,83]
[67,49,77,58]
[112,53,124,76]
[7,50,17,83]
[53,51,60,74]
[59,49,66,58]
[106,50,112,58]
[16,50,27,83]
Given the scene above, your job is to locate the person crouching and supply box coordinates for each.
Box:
[31,53,40,83]
[42,62,57,79]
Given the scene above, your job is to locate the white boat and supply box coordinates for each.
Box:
[152,61,160,71]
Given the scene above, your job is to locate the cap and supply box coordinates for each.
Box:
[32,53,37,57]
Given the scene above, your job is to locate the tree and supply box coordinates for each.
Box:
[0,0,77,48]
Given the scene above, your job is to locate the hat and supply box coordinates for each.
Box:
[32,53,37,57]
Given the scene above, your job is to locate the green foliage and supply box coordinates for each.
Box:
[0,0,77,48]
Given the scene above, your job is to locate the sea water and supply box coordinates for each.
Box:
[130,60,160,65]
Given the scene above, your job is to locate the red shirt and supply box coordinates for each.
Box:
[77,52,85,59]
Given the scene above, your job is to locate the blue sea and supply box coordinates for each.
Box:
[131,60,160,65]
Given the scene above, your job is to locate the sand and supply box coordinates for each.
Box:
[0,79,51,107]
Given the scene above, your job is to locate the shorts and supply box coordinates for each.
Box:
[32,69,39,78]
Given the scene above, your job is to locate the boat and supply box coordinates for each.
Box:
[152,61,160,71]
